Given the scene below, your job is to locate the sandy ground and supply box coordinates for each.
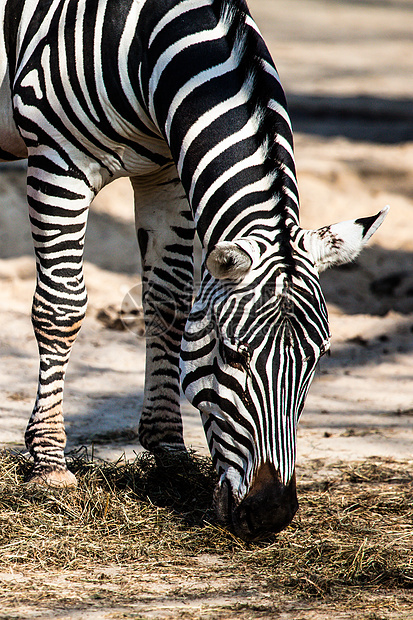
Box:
[0,0,412,618]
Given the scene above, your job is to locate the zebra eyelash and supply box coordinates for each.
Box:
[320,341,331,357]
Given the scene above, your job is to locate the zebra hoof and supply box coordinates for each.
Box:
[152,444,188,468]
[26,468,78,488]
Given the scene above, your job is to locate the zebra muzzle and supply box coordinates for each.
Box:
[215,462,298,541]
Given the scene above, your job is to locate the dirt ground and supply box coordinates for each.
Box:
[0,0,412,618]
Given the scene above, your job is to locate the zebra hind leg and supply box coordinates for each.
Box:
[24,163,96,487]
[131,167,194,453]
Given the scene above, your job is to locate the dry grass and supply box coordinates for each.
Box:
[0,449,412,616]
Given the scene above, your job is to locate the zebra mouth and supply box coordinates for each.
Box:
[213,465,299,542]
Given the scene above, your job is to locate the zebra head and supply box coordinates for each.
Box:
[181,207,388,540]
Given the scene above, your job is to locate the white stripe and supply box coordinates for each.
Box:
[165,41,244,143]
[188,111,261,204]
[148,20,231,122]
[57,0,103,135]
[283,185,299,208]
[195,142,267,228]
[205,191,277,246]
[177,75,255,176]
[262,59,282,86]
[118,0,158,134]
[268,99,292,131]
[275,133,295,160]
[74,0,100,123]
[14,0,61,84]
[149,0,213,47]
[281,163,299,193]
[245,14,260,34]
[19,69,42,99]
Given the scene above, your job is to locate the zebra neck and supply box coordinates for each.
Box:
[140,0,300,249]
[196,196,300,253]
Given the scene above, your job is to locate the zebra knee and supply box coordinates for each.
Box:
[31,276,87,351]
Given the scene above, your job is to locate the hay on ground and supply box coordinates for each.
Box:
[0,449,411,599]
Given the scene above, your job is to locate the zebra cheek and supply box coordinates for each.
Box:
[213,478,232,525]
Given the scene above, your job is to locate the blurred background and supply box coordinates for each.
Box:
[249,0,413,316]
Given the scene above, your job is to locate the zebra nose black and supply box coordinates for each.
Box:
[231,463,298,541]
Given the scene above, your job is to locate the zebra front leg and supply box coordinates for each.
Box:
[132,167,194,452]
[25,163,96,486]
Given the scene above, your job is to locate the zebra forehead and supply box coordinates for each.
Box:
[206,274,329,345]
[211,269,325,314]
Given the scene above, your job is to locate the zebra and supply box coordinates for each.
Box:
[0,0,387,540]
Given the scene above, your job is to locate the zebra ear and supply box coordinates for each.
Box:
[206,239,259,281]
[302,206,389,273]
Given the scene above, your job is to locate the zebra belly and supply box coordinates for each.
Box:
[0,70,27,161]
[0,2,27,161]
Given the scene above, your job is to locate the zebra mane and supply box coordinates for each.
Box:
[216,0,297,277]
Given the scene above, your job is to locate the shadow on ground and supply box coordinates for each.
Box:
[288,94,413,144]
[320,247,413,316]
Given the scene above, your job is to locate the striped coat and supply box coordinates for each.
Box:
[0,0,387,539]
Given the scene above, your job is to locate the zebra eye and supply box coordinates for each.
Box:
[320,340,331,357]
[220,341,251,373]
